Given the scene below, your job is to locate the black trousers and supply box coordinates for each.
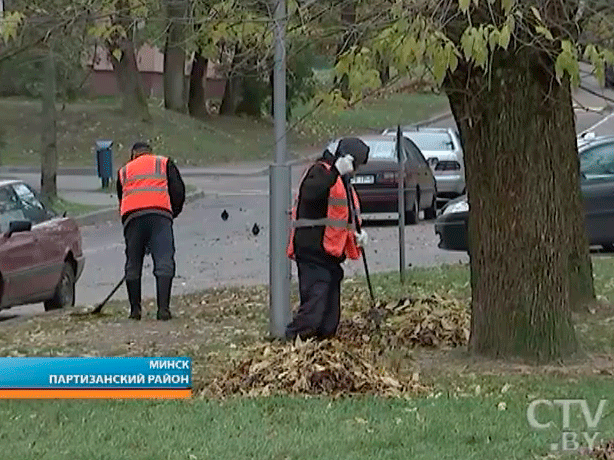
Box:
[124,214,175,280]
[285,261,344,340]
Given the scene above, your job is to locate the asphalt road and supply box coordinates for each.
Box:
[2,82,614,320]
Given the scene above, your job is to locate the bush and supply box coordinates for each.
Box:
[233,39,317,119]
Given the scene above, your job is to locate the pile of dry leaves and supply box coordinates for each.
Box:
[205,293,468,398]
[338,294,470,351]
[206,337,427,398]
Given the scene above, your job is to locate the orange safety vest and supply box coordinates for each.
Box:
[119,154,172,216]
[287,161,362,261]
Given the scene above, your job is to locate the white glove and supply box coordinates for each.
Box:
[355,229,368,248]
[334,155,355,176]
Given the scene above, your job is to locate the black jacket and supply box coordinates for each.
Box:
[292,150,350,268]
[117,156,186,226]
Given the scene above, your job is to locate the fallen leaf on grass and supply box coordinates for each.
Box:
[581,439,614,459]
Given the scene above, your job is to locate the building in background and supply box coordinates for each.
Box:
[84,43,226,101]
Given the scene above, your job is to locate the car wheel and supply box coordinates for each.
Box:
[44,262,76,311]
[405,193,419,225]
[424,194,437,220]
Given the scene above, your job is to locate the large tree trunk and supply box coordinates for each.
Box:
[109,38,151,122]
[163,0,188,112]
[40,49,57,206]
[569,211,596,309]
[219,46,243,116]
[235,56,263,118]
[444,48,592,361]
[334,0,356,99]
[376,51,390,86]
[188,50,207,117]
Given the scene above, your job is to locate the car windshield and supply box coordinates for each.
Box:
[579,141,614,175]
[363,140,396,160]
[403,132,454,151]
[0,186,26,233]
[327,140,396,160]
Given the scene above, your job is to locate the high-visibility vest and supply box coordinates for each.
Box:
[119,154,172,217]
[287,161,361,261]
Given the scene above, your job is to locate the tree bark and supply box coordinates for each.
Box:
[377,51,390,86]
[106,0,150,122]
[108,38,151,122]
[163,0,188,113]
[188,50,207,117]
[235,55,263,118]
[568,206,595,309]
[444,48,591,361]
[335,0,356,99]
[219,46,243,116]
[40,48,57,206]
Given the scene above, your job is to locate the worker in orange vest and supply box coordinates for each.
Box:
[116,142,186,320]
[285,137,370,341]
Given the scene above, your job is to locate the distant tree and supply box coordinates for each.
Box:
[163,0,189,112]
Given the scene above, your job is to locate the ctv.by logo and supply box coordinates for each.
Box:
[527,399,608,452]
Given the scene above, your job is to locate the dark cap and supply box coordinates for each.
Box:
[131,142,151,153]
[335,137,370,166]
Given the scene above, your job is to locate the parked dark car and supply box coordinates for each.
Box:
[606,64,614,89]
[0,180,84,311]
[435,135,614,252]
[327,134,437,224]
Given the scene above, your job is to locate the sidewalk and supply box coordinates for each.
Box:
[0,156,317,227]
[0,171,207,226]
[0,157,316,178]
[573,62,614,113]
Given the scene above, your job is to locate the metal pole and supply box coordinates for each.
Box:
[397,125,406,284]
[269,0,291,338]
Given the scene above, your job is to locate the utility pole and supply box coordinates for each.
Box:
[397,125,406,284]
[269,0,291,338]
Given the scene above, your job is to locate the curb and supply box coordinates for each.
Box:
[186,154,320,178]
[572,104,613,114]
[0,166,98,175]
[0,155,318,178]
[74,189,206,227]
[411,110,454,128]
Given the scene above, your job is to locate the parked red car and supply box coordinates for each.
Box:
[0,180,84,311]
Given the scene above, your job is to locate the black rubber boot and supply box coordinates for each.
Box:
[126,279,141,320]
[156,276,173,320]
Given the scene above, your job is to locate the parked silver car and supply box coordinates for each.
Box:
[383,127,465,200]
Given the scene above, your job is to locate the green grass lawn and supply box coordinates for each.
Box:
[1,259,613,458]
[1,376,612,459]
[0,92,447,169]
[50,197,105,217]
[293,92,449,141]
